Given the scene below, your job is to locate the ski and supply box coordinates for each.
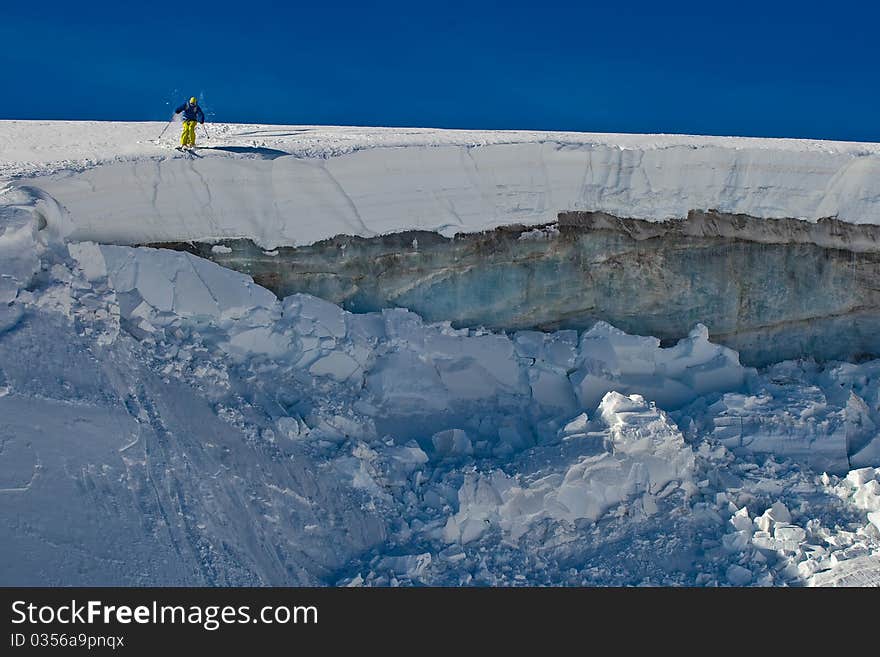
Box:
[171,146,202,158]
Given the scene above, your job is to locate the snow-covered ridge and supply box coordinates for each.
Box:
[5,121,880,249]
[5,120,880,178]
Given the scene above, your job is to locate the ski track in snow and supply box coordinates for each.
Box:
[0,124,879,586]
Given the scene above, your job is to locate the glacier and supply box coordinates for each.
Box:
[2,122,880,586]
[163,210,880,366]
[11,122,880,365]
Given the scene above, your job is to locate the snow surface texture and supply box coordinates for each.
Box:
[2,179,880,585]
[6,121,880,249]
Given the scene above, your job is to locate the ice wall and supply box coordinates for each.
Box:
[13,131,880,367]
[171,211,880,366]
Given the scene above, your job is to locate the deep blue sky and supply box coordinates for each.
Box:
[2,0,878,141]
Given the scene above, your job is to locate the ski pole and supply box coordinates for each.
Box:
[202,124,210,140]
[155,119,173,142]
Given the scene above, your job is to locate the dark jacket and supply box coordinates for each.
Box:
[175,102,205,123]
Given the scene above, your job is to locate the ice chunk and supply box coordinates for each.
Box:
[309,352,361,381]
[729,507,753,532]
[68,241,107,281]
[443,472,512,544]
[774,524,806,546]
[756,502,792,533]
[559,412,590,439]
[726,564,753,586]
[528,367,578,411]
[431,429,473,458]
[703,385,850,473]
[847,468,876,487]
[853,480,880,512]
[571,322,746,410]
[101,246,277,324]
[0,187,46,294]
[599,391,650,422]
[844,393,878,468]
[513,330,577,369]
[386,445,429,470]
[376,553,432,580]
[294,294,347,338]
[767,501,793,525]
[275,416,308,440]
[224,326,291,359]
[444,393,695,544]
[722,531,751,552]
[366,350,449,413]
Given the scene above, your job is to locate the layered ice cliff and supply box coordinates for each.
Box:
[2,123,880,586]
[172,212,880,365]
[8,121,880,364]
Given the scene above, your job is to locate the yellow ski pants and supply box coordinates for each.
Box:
[180,120,198,146]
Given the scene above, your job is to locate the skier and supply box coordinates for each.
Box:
[173,97,205,149]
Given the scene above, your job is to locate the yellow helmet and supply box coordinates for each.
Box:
[189,96,198,105]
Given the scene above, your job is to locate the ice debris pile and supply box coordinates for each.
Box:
[444,392,696,544]
[1,187,879,585]
[714,467,880,587]
[680,359,880,474]
[78,244,754,448]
